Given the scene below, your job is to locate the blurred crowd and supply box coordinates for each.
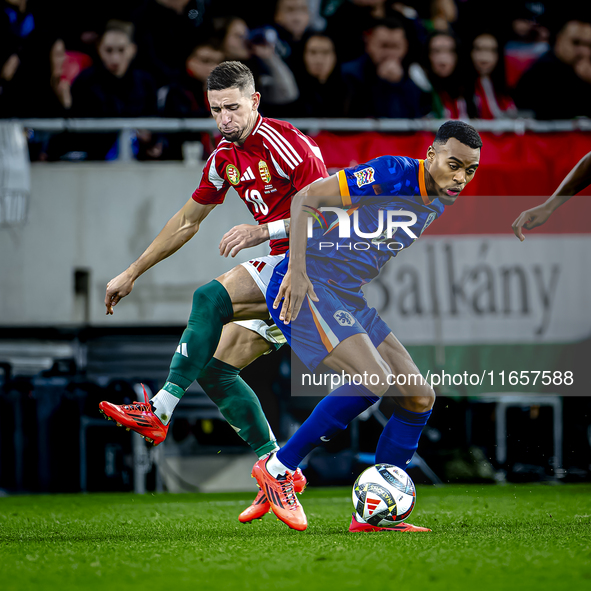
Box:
[1,0,591,160]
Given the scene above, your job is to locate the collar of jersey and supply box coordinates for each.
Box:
[417,159,435,205]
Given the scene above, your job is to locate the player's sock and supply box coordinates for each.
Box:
[265,453,295,477]
[166,280,234,391]
[374,403,432,467]
[277,383,380,470]
[198,358,279,459]
[150,383,183,425]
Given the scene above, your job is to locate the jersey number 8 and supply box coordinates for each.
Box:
[245,189,269,215]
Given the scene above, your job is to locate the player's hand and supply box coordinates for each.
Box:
[105,270,135,315]
[219,224,268,257]
[273,265,318,324]
[511,204,552,241]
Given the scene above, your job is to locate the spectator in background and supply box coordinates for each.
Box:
[163,38,224,118]
[0,0,61,116]
[1,36,70,118]
[502,2,550,88]
[422,31,474,119]
[133,0,211,88]
[391,0,457,37]
[515,17,591,119]
[325,0,390,64]
[273,0,312,75]
[207,0,276,30]
[162,38,224,159]
[1,0,34,102]
[215,16,299,114]
[49,0,145,55]
[468,32,516,119]
[290,33,348,117]
[68,20,158,160]
[342,18,429,119]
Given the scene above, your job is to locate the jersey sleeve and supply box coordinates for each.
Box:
[288,129,329,191]
[338,156,421,207]
[257,121,328,195]
[191,149,231,205]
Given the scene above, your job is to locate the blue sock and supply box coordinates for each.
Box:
[277,383,379,471]
[375,404,432,468]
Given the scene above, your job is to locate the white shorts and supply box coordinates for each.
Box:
[240,253,285,298]
[234,254,287,349]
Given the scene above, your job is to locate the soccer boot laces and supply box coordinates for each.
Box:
[239,468,307,523]
[251,458,307,531]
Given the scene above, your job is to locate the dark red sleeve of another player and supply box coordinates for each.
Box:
[192,149,230,205]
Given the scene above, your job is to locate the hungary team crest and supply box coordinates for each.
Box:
[226,164,240,186]
[259,160,271,183]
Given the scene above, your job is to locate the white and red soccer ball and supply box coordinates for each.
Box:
[352,464,416,527]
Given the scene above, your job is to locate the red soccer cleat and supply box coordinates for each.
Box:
[238,490,270,523]
[251,458,308,531]
[239,468,307,523]
[99,384,169,446]
[348,512,431,533]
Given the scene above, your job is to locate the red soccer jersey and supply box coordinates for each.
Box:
[192,114,328,254]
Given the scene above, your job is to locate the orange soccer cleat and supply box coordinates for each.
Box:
[251,458,308,531]
[239,468,307,523]
[348,513,431,533]
[99,384,169,445]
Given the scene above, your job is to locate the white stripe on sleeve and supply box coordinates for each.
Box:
[261,123,303,165]
[258,128,297,169]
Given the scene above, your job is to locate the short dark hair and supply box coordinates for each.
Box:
[434,120,482,149]
[366,17,406,36]
[102,19,135,43]
[207,61,255,93]
[188,37,223,59]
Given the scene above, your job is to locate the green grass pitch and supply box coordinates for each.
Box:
[1,484,590,591]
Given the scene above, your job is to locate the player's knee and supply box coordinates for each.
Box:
[191,282,214,309]
[189,281,233,324]
[402,391,435,413]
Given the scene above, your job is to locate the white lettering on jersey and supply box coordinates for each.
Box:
[245,189,269,215]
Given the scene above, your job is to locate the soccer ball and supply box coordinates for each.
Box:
[352,464,416,527]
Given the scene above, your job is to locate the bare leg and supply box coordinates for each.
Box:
[216,265,269,320]
[213,322,273,368]
[376,333,435,413]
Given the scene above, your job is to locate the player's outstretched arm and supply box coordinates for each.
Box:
[105,198,216,315]
[274,175,342,323]
[218,219,290,258]
[512,151,591,241]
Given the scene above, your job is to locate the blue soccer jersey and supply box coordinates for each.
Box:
[267,155,446,372]
[305,155,444,293]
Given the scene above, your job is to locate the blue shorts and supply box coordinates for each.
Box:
[267,257,391,372]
